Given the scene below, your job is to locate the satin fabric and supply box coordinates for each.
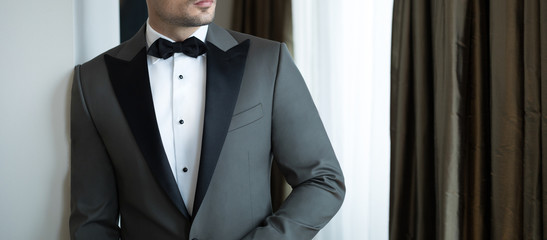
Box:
[390,0,546,239]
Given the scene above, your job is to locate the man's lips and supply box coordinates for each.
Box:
[194,0,213,7]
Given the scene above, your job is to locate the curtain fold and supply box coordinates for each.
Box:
[390,0,546,239]
[460,1,491,239]
[231,0,293,212]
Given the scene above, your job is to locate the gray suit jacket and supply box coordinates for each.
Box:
[70,23,345,240]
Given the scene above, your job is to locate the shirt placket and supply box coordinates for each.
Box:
[172,54,186,186]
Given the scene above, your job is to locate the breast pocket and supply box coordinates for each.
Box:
[228,103,264,132]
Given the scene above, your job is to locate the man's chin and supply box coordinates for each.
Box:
[167,14,215,27]
[190,14,215,27]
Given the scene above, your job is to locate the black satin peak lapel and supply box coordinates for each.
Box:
[193,40,251,215]
[104,48,191,220]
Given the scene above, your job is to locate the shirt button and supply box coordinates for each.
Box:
[179,119,184,124]
[183,167,188,172]
[178,75,183,79]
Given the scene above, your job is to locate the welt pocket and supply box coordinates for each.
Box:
[228,103,264,132]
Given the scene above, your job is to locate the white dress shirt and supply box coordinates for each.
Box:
[146,21,208,216]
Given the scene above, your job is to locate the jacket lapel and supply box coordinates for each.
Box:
[102,23,250,220]
[193,24,250,215]
[103,26,191,220]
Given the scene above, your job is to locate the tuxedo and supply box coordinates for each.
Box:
[70,23,345,240]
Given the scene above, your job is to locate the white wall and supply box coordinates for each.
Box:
[0,0,119,239]
[74,0,120,64]
[0,0,73,239]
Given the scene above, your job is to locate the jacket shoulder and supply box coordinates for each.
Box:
[225,30,284,53]
[78,41,127,70]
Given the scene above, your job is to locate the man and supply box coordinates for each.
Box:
[70,0,345,239]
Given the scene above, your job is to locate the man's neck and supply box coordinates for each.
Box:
[148,19,200,42]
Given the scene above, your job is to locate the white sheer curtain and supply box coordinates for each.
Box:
[292,1,393,239]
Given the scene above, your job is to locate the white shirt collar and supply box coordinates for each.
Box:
[146,19,209,64]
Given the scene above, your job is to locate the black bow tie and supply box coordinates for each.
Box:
[147,36,208,59]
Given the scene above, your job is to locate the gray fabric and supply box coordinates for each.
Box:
[70,23,345,240]
[231,0,294,213]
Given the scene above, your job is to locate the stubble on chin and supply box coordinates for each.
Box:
[161,7,215,27]
[168,15,214,27]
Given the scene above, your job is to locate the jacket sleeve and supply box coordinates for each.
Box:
[242,43,346,240]
[69,65,120,240]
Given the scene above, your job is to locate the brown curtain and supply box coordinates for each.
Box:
[231,0,293,53]
[231,0,293,212]
[390,0,546,239]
